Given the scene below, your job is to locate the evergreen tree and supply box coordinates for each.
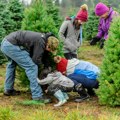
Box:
[22,0,58,35]
[83,11,99,40]
[45,0,62,28]
[0,1,6,40]
[0,1,7,65]
[7,0,24,31]
[96,16,120,106]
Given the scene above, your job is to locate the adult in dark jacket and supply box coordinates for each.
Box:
[1,30,59,103]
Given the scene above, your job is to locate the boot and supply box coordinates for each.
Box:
[63,92,69,100]
[54,90,67,107]
[74,83,90,102]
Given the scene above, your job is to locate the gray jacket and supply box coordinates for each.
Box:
[37,72,74,88]
[59,19,80,53]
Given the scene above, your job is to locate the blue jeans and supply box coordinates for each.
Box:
[1,39,43,99]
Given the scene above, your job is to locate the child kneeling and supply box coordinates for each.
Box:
[54,56,100,102]
[37,71,74,107]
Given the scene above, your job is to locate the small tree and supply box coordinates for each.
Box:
[96,16,120,106]
[83,11,99,40]
[7,0,24,31]
[45,0,62,28]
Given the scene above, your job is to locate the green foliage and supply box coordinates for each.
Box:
[22,0,58,35]
[16,67,30,88]
[83,11,99,40]
[0,107,15,120]
[7,0,24,31]
[46,0,62,28]
[0,0,24,65]
[96,16,120,106]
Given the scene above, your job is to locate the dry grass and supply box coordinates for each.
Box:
[0,42,120,120]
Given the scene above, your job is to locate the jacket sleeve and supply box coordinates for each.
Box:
[32,41,45,66]
[37,78,54,85]
[59,21,68,42]
[97,19,104,38]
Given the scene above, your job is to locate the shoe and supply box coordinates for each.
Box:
[75,95,90,102]
[4,89,20,96]
[63,92,69,100]
[54,99,67,107]
[54,90,67,107]
[33,95,51,104]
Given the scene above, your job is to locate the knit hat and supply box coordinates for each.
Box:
[76,4,88,22]
[47,36,59,55]
[56,58,68,74]
[95,2,109,16]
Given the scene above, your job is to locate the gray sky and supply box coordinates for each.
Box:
[20,0,32,5]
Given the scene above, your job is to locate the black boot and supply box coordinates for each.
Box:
[74,83,90,102]
[4,89,20,96]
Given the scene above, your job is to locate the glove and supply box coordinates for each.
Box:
[99,39,105,49]
[90,37,101,45]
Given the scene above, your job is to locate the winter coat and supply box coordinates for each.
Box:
[59,18,81,53]
[5,30,50,66]
[66,58,100,80]
[97,7,119,40]
[37,72,74,88]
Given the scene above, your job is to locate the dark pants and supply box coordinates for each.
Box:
[68,74,99,95]
[68,74,99,89]
[64,53,77,59]
[47,84,73,95]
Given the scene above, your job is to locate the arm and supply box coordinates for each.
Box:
[37,77,54,85]
[97,19,104,38]
[59,21,68,42]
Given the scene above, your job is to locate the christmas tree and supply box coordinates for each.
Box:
[83,11,99,40]
[96,16,120,106]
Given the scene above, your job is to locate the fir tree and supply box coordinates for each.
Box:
[0,1,6,40]
[96,16,120,106]
[7,0,24,31]
[0,1,7,65]
[22,0,58,35]
[83,11,99,40]
[45,0,62,28]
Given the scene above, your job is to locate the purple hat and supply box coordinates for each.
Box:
[95,2,109,16]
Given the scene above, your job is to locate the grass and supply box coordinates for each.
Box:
[0,41,120,120]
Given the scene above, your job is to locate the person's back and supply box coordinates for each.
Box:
[5,31,45,50]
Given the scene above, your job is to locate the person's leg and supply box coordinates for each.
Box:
[67,74,90,102]
[1,40,43,99]
[68,74,98,89]
[48,84,67,107]
[74,83,90,102]
[4,58,16,91]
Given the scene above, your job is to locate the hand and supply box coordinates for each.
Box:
[90,37,101,45]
